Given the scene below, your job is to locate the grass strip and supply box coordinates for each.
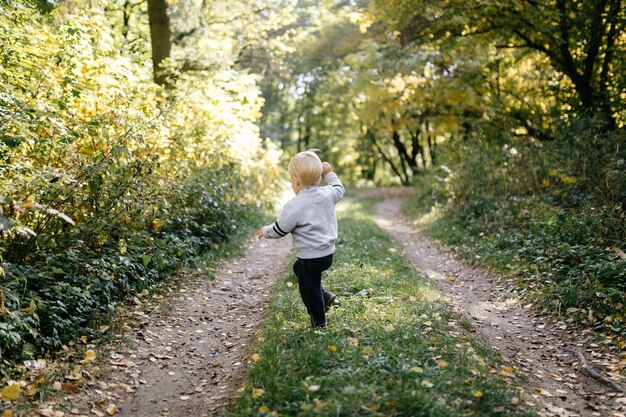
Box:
[229,199,533,417]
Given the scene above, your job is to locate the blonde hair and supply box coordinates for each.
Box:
[288,150,322,186]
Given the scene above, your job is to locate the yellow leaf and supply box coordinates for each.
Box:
[79,349,97,364]
[3,409,14,417]
[473,390,484,398]
[252,388,264,398]
[613,246,626,261]
[438,360,448,369]
[251,353,261,362]
[106,404,117,415]
[258,405,271,413]
[327,345,337,352]
[1,383,20,401]
[80,335,88,343]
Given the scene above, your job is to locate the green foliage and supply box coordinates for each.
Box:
[370,0,625,127]
[0,0,281,367]
[229,200,531,417]
[405,126,626,339]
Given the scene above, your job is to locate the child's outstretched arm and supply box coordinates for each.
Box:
[322,162,345,203]
[258,201,298,240]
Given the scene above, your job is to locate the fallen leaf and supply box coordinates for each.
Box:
[62,383,79,393]
[535,387,553,397]
[612,246,626,260]
[258,405,271,413]
[1,383,20,401]
[251,353,261,362]
[421,380,434,388]
[252,388,264,398]
[473,390,484,398]
[106,404,117,415]
[327,345,337,352]
[79,350,96,364]
[308,385,320,392]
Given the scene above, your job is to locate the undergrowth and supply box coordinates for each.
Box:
[403,125,626,346]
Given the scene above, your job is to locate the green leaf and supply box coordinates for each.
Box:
[0,214,15,231]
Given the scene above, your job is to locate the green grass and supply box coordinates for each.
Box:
[228,200,533,417]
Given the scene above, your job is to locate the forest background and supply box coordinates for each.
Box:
[0,0,624,385]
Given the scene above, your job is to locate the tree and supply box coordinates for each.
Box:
[147,0,172,86]
[370,0,625,128]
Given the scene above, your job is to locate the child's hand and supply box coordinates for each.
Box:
[257,227,264,239]
[322,162,332,175]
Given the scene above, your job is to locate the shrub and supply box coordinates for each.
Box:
[406,123,625,336]
[0,1,281,367]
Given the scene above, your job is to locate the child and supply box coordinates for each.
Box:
[258,150,345,328]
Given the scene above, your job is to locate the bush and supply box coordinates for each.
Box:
[406,123,626,336]
[0,1,281,367]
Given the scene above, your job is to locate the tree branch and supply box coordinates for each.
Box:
[583,0,608,83]
[371,133,408,185]
[574,350,625,392]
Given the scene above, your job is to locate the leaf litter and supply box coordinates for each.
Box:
[26,236,292,417]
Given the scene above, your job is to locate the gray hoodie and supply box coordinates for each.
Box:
[263,172,345,259]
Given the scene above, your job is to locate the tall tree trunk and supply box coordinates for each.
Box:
[147,0,172,86]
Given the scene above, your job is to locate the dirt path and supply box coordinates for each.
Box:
[374,198,626,417]
[58,236,292,417]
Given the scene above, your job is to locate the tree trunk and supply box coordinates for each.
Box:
[370,130,408,185]
[147,0,172,86]
[426,122,436,166]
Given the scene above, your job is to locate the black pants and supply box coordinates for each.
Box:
[292,254,333,327]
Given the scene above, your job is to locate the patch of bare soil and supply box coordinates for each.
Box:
[56,236,292,417]
[374,198,626,417]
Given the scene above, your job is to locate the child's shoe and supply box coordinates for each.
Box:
[323,291,337,313]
